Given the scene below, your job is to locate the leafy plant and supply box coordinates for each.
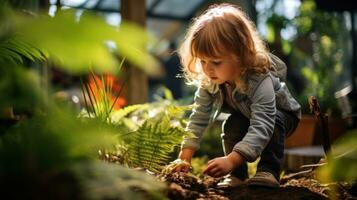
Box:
[0,3,168,199]
[80,62,126,123]
[79,72,194,174]
[317,128,357,182]
[127,119,188,173]
[77,63,193,173]
[98,88,194,173]
[0,107,166,199]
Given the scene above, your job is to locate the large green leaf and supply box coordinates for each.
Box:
[10,9,160,75]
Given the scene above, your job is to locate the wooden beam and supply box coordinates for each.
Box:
[121,0,148,104]
[121,0,146,25]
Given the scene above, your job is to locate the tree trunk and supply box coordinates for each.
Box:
[121,0,148,104]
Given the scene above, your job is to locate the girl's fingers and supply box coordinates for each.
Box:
[205,162,227,177]
[181,166,188,172]
[203,162,216,174]
[207,159,215,165]
[175,166,182,172]
[174,165,190,173]
[207,166,221,175]
[212,171,223,178]
[207,168,222,178]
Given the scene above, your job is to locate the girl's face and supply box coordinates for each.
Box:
[199,55,240,85]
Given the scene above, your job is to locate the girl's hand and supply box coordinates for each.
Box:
[203,156,234,177]
[204,151,244,178]
[164,148,195,173]
[169,158,192,173]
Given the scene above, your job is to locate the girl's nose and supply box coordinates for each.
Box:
[204,63,214,72]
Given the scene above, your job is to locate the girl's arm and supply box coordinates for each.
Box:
[172,87,214,173]
[170,148,196,173]
[232,76,276,162]
[181,87,214,150]
[203,150,245,177]
[178,148,196,162]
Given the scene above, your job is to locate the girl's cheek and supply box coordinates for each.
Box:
[201,67,208,75]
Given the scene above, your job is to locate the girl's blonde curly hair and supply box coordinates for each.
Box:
[178,3,271,92]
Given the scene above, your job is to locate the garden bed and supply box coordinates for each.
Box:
[159,170,356,200]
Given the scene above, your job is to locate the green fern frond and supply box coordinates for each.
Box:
[0,46,22,63]
[0,36,46,63]
[165,105,190,118]
[127,121,188,173]
[99,92,193,173]
[110,104,150,124]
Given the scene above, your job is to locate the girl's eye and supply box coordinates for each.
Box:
[212,61,222,65]
[200,60,206,64]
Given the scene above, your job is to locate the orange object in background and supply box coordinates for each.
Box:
[88,74,126,110]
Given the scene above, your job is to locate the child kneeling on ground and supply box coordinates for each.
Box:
[172,3,301,188]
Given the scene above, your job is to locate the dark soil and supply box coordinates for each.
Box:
[160,171,356,200]
[225,184,327,200]
[102,152,356,199]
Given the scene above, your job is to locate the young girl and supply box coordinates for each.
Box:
[172,3,301,188]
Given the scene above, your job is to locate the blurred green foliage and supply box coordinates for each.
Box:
[73,161,165,200]
[317,128,357,182]
[190,156,209,177]
[260,0,350,116]
[291,0,349,116]
[0,107,117,173]
[195,121,224,159]
[0,106,166,199]
[0,62,43,111]
[0,2,168,199]
[0,5,160,75]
